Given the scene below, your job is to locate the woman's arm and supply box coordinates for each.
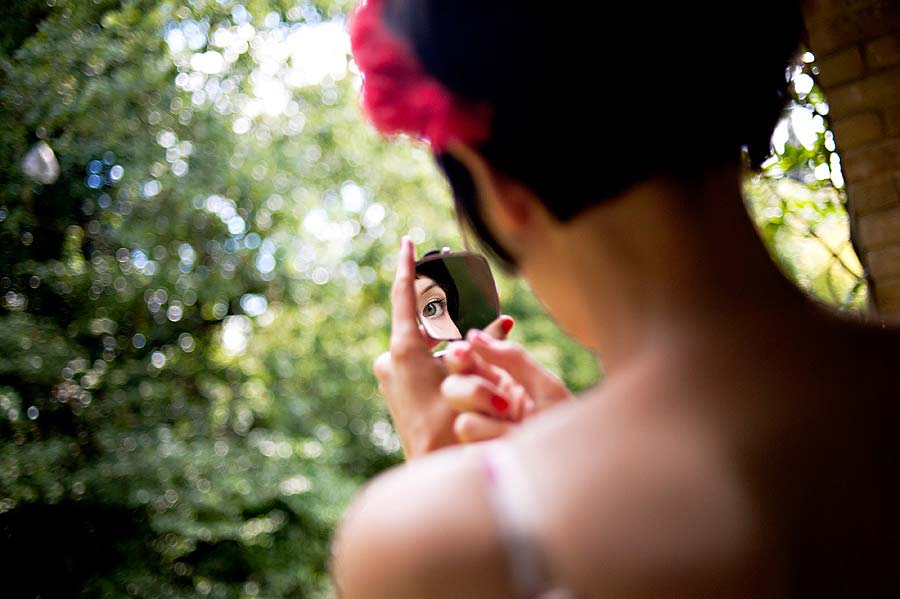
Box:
[332,381,755,599]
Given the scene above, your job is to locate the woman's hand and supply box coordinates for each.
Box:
[373,237,455,459]
[372,237,513,458]
[373,236,556,454]
[442,330,574,443]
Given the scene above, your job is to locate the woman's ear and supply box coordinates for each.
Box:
[445,142,536,236]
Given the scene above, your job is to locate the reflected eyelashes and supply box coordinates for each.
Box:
[422,297,447,318]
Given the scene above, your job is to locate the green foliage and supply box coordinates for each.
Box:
[0,3,864,598]
[747,51,867,310]
[0,1,595,596]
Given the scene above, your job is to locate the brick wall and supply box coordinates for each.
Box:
[804,0,900,314]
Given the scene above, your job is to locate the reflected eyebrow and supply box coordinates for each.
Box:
[417,281,439,295]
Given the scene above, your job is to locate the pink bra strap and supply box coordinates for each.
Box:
[481,440,557,598]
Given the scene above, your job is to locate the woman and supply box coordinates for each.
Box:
[332,1,899,597]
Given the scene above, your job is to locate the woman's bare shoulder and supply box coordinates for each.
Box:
[509,359,764,596]
[507,312,900,595]
[331,444,513,599]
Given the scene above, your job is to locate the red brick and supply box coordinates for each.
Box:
[806,0,900,57]
[842,139,900,183]
[817,47,865,87]
[805,0,881,22]
[832,112,883,151]
[827,67,900,117]
[866,33,900,70]
[883,102,900,137]
[873,276,900,314]
[858,206,900,249]
[848,172,900,215]
[827,81,864,117]
[866,244,900,278]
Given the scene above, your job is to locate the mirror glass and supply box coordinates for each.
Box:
[414,251,500,341]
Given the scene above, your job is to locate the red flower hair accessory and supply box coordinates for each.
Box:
[348,0,492,152]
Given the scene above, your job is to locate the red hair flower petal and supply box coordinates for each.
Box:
[349,0,492,152]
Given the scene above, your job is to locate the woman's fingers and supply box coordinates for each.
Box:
[482,315,514,340]
[442,342,475,372]
[467,329,571,408]
[373,351,391,386]
[441,374,517,419]
[441,313,513,377]
[442,342,505,387]
[466,329,541,393]
[390,237,428,358]
[454,412,514,443]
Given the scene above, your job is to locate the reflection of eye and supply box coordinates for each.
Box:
[422,298,446,318]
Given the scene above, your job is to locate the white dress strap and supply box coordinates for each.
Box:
[481,440,576,599]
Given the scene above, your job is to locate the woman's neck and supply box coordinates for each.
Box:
[525,165,813,374]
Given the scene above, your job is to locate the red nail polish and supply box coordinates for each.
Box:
[501,317,514,335]
[490,395,508,413]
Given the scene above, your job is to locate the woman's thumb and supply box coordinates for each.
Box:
[482,315,514,340]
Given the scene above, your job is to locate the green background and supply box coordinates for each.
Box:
[0,1,864,596]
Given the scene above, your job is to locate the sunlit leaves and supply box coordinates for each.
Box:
[750,50,866,310]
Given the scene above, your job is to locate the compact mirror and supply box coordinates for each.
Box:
[414,250,500,341]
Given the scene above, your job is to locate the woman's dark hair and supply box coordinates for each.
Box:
[381,1,806,268]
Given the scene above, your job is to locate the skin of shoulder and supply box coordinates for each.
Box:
[330,443,514,599]
[331,352,765,599]
[522,311,900,597]
[511,363,767,598]
[331,311,900,599]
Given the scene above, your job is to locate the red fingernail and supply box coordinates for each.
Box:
[490,395,508,412]
[451,345,467,359]
[501,317,514,335]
